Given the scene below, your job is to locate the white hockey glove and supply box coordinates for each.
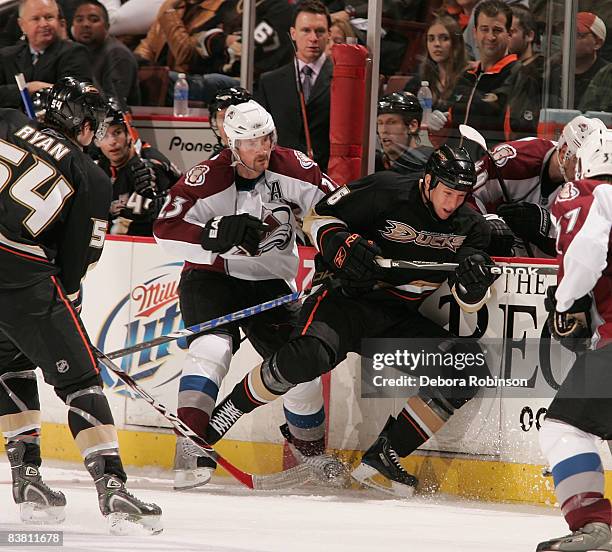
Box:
[428,110,448,132]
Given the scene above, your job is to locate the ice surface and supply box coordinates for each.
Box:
[0,456,567,552]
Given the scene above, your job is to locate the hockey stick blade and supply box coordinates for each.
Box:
[376,258,558,275]
[94,348,312,490]
[106,270,333,361]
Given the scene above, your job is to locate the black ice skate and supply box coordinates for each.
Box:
[280,424,349,487]
[85,456,162,535]
[351,419,418,497]
[173,436,217,491]
[536,522,612,551]
[6,441,66,524]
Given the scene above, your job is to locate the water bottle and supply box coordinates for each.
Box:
[173,73,189,117]
[417,81,433,128]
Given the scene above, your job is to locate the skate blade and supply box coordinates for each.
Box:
[106,513,163,536]
[20,502,66,524]
[173,467,214,491]
[351,463,415,498]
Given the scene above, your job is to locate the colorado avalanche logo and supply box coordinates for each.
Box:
[556,181,580,202]
[294,150,316,169]
[185,164,209,186]
[258,206,293,253]
[491,144,517,167]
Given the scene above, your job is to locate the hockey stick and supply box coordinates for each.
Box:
[15,74,36,119]
[289,36,314,159]
[106,269,333,360]
[376,258,558,276]
[459,124,536,257]
[94,346,312,490]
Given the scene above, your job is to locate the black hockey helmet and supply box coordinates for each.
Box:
[425,145,476,192]
[209,86,252,137]
[377,92,423,125]
[45,77,110,141]
[105,96,128,128]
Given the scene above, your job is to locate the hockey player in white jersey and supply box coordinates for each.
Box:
[153,100,345,489]
[537,129,612,551]
[473,116,606,256]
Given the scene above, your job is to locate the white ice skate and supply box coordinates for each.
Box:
[173,436,217,491]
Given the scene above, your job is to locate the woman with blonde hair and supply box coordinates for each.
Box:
[406,14,468,111]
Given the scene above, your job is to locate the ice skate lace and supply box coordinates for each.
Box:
[209,400,243,436]
[180,437,207,458]
[388,447,408,474]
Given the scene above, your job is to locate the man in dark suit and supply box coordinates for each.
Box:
[0,0,91,109]
[256,0,332,171]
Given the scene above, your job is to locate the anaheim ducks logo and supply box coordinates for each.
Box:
[491,144,517,167]
[185,164,209,186]
[380,220,465,252]
[556,181,580,202]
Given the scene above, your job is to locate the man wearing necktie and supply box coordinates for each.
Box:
[256,0,332,171]
[0,0,91,109]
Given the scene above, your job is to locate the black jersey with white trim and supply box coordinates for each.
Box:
[0,109,111,297]
[306,171,491,301]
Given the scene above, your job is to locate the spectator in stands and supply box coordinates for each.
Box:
[548,12,609,109]
[325,18,357,56]
[375,91,433,177]
[57,0,119,28]
[134,0,230,75]
[508,5,544,111]
[0,0,91,108]
[428,0,539,156]
[108,0,166,37]
[71,0,140,109]
[405,15,467,112]
[257,0,332,171]
[95,99,181,236]
[579,63,612,113]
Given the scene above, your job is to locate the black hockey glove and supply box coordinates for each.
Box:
[484,214,515,257]
[127,156,158,199]
[545,285,592,352]
[320,229,382,283]
[497,202,551,245]
[454,253,498,305]
[201,214,268,256]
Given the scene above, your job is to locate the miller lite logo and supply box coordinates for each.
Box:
[96,263,186,397]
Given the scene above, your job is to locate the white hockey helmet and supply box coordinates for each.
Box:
[223,100,276,151]
[575,128,612,180]
[557,115,607,161]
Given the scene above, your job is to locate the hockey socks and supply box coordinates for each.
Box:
[540,419,611,532]
[207,357,294,444]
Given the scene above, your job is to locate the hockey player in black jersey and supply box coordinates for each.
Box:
[95,99,181,236]
[0,77,161,533]
[375,91,434,178]
[208,86,252,157]
[204,145,497,495]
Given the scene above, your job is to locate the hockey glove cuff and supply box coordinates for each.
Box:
[452,253,497,311]
[545,286,592,352]
[201,214,268,256]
